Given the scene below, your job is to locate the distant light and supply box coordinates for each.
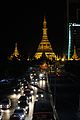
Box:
[39,73,44,78]
[72,23,80,26]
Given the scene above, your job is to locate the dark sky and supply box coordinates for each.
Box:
[0,1,80,58]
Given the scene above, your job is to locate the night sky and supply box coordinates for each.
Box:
[0,1,80,58]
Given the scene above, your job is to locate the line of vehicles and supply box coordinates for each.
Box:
[0,76,35,120]
[29,68,55,120]
[0,67,55,120]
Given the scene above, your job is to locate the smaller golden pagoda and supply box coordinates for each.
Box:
[72,45,78,60]
[8,42,21,61]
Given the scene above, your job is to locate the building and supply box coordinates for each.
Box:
[68,23,80,59]
[64,0,80,59]
[34,16,56,61]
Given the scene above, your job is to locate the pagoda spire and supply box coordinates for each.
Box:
[42,16,48,41]
[12,42,19,57]
[34,16,56,60]
[8,42,20,60]
[72,45,78,60]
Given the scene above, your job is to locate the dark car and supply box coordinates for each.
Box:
[24,88,32,102]
[36,90,44,100]
[25,93,32,102]
[18,96,28,104]
[10,113,21,120]
[13,85,21,94]
[18,101,29,114]
[0,97,11,110]
[14,108,26,119]
[24,87,34,95]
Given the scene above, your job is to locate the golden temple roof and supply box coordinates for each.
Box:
[34,16,56,60]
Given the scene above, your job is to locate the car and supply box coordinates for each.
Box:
[0,79,10,85]
[24,89,32,102]
[30,76,39,85]
[18,96,28,104]
[0,97,11,110]
[10,113,22,120]
[36,90,44,100]
[24,87,34,95]
[39,73,46,80]
[18,101,29,114]
[13,85,21,94]
[14,108,26,119]
[25,93,32,102]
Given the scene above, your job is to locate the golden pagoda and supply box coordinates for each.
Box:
[34,16,56,60]
[8,42,21,61]
[72,45,78,60]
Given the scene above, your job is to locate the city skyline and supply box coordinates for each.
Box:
[0,1,80,59]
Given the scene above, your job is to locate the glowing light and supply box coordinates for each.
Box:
[39,73,44,78]
[61,58,65,61]
[68,23,72,59]
[39,80,45,88]
[72,23,80,26]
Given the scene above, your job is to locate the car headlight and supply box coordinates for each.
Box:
[25,86,27,88]
[31,81,34,84]
[0,105,2,108]
[41,94,44,98]
[29,96,31,99]
[18,101,20,103]
[17,106,20,109]
[36,95,38,98]
[6,105,9,108]
[21,114,25,118]
[31,91,33,94]
[18,89,20,92]
[26,106,28,110]
[13,89,16,92]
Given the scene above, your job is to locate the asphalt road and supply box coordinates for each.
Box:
[0,73,53,120]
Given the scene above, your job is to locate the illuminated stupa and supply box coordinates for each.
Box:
[8,42,21,61]
[34,16,56,60]
[72,45,78,60]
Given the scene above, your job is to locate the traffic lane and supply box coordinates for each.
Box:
[1,88,38,120]
[0,72,48,120]
[37,79,51,101]
[32,99,54,120]
[1,95,19,120]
